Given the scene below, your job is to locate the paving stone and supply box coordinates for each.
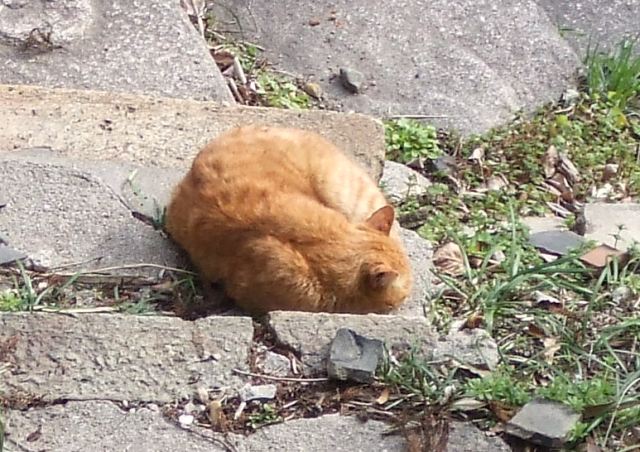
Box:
[380,160,432,205]
[506,398,581,448]
[585,202,640,249]
[211,0,579,134]
[447,421,511,451]
[0,156,183,272]
[257,351,291,377]
[529,230,585,256]
[4,401,231,452]
[522,215,567,235]
[0,84,386,181]
[538,0,640,54]
[267,312,498,374]
[0,313,253,403]
[0,0,232,102]
[232,414,405,452]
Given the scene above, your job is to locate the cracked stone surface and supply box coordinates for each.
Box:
[0,155,183,272]
[538,0,640,53]
[0,84,386,181]
[4,400,232,452]
[212,0,579,134]
[0,0,232,102]
[267,312,498,374]
[380,160,432,204]
[0,313,254,403]
[395,227,433,318]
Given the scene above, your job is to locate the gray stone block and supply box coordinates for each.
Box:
[0,313,254,402]
[0,84,386,181]
[506,398,581,448]
[0,0,232,102]
[4,400,232,452]
[212,0,579,134]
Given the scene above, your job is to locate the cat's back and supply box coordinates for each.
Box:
[190,126,342,190]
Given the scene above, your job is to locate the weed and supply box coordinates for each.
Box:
[584,37,640,111]
[247,403,282,430]
[379,347,460,405]
[257,73,310,109]
[384,119,442,163]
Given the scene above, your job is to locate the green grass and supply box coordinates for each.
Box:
[584,37,640,111]
[381,38,640,449]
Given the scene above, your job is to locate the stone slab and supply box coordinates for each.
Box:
[538,0,640,54]
[585,202,640,249]
[506,398,581,447]
[0,155,184,272]
[212,0,579,134]
[0,84,386,181]
[233,414,404,452]
[0,313,253,403]
[0,0,232,102]
[4,401,230,452]
[396,227,433,318]
[380,160,432,205]
[266,312,498,374]
[522,215,568,235]
[232,415,510,452]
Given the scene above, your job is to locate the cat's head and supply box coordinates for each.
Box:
[350,205,412,314]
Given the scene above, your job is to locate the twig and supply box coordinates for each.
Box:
[226,78,243,103]
[54,263,196,276]
[232,368,329,383]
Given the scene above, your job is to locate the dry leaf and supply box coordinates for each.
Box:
[468,147,485,162]
[489,400,517,422]
[376,388,390,405]
[486,175,508,191]
[526,323,547,338]
[433,242,465,276]
[463,312,484,329]
[542,145,559,178]
[558,151,581,184]
[542,337,561,364]
[450,397,487,412]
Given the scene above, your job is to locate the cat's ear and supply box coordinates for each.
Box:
[365,205,395,235]
[367,265,399,290]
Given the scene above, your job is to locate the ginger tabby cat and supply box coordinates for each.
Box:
[165,126,412,314]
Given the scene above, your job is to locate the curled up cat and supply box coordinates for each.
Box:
[165,125,412,315]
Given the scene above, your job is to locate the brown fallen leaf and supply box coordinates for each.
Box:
[489,400,517,422]
[542,145,559,178]
[542,337,561,364]
[207,400,226,430]
[526,323,547,338]
[463,312,484,329]
[486,175,508,191]
[558,151,581,184]
[376,388,390,405]
[433,242,465,276]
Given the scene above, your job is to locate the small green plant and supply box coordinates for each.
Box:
[464,366,531,407]
[584,37,640,111]
[0,291,22,312]
[384,118,442,163]
[247,403,282,430]
[257,73,310,109]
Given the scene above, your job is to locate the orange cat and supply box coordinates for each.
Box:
[165,125,412,314]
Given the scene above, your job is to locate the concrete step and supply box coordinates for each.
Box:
[0,0,232,102]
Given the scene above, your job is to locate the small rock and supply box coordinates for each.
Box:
[183,401,198,414]
[327,328,383,383]
[602,163,619,182]
[430,154,457,176]
[195,386,209,404]
[0,244,26,265]
[529,230,585,256]
[506,398,581,448]
[339,68,365,94]
[308,18,321,26]
[302,81,323,99]
[239,384,277,402]
[612,286,634,304]
[147,403,159,412]
[178,414,194,427]
[260,351,291,377]
[380,160,431,204]
[560,88,581,106]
